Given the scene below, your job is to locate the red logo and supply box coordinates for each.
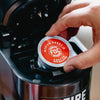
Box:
[41,38,69,64]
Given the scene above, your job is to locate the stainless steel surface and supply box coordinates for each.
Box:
[31,83,79,98]
[0,52,17,100]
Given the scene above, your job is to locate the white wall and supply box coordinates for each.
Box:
[76,26,100,100]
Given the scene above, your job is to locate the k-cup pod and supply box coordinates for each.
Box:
[37,36,76,70]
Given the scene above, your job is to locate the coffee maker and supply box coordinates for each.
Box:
[0,0,91,100]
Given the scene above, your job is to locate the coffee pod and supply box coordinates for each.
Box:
[37,36,76,70]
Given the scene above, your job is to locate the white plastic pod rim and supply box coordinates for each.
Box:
[38,36,76,68]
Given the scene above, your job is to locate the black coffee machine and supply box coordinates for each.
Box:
[0,0,91,100]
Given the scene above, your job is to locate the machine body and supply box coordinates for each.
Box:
[0,0,91,100]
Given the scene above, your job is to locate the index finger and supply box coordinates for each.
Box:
[46,7,91,36]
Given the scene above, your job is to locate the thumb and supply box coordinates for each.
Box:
[64,42,100,72]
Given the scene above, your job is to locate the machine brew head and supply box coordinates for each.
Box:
[0,0,71,51]
[0,0,71,70]
[0,0,91,82]
[0,0,74,82]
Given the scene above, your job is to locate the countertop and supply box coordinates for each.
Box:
[76,26,100,100]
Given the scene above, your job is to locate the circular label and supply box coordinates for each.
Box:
[41,38,69,64]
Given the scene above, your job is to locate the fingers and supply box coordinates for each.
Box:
[64,42,100,72]
[59,0,90,18]
[46,7,91,36]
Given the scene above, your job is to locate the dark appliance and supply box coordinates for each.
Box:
[0,0,91,100]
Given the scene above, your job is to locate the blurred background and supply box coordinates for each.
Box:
[76,26,100,100]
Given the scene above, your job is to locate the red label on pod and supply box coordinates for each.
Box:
[41,38,69,64]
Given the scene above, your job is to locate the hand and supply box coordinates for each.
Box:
[46,0,100,72]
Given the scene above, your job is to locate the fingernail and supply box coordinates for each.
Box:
[64,66,74,72]
[45,32,54,36]
[45,31,50,36]
[45,32,48,36]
